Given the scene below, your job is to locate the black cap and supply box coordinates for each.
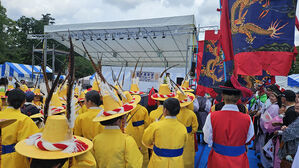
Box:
[212,80,241,96]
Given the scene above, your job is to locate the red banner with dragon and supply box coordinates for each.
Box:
[220,0,297,76]
[196,30,224,97]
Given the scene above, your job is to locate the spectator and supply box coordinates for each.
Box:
[282,90,298,126]
[278,100,299,167]
[21,91,40,117]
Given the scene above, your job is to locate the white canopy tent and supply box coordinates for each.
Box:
[44,15,197,71]
[275,75,299,92]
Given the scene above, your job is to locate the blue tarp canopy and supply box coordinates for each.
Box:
[54,74,66,80]
[288,74,299,87]
[0,62,52,78]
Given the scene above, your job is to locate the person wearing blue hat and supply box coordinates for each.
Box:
[21,91,40,117]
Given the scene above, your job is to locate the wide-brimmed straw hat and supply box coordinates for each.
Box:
[7,85,14,91]
[74,87,79,96]
[20,85,30,93]
[77,91,85,102]
[177,91,195,107]
[33,88,42,95]
[0,119,16,128]
[181,80,194,92]
[93,94,136,122]
[151,84,177,101]
[129,83,144,95]
[15,115,92,159]
[121,91,141,105]
[92,80,101,92]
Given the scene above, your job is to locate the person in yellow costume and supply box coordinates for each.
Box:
[74,90,104,140]
[176,91,198,168]
[142,98,188,168]
[15,115,96,168]
[77,91,88,115]
[0,119,17,166]
[149,84,177,123]
[181,80,195,112]
[0,89,7,111]
[20,84,30,93]
[92,89,143,168]
[33,88,43,109]
[123,91,150,168]
[0,89,39,168]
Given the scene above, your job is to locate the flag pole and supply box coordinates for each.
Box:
[219,0,227,81]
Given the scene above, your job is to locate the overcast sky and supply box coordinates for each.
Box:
[2,0,299,44]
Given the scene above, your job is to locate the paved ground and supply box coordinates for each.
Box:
[194,137,260,168]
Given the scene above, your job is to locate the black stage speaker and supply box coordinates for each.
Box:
[190,61,196,77]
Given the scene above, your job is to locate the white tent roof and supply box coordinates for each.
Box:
[44,15,196,67]
[275,76,299,92]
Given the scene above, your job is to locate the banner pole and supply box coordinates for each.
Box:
[219,0,227,81]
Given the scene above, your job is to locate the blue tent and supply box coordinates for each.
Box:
[288,74,299,87]
[0,62,52,78]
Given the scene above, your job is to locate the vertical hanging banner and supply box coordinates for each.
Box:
[196,41,204,82]
[238,70,274,89]
[255,70,275,85]
[221,0,297,76]
[198,30,225,87]
[196,30,225,97]
[225,60,234,80]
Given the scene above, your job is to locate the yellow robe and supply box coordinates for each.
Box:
[125,104,150,168]
[92,126,143,168]
[0,107,39,168]
[177,107,199,168]
[74,106,104,140]
[186,103,194,112]
[149,105,164,123]
[142,117,188,168]
[77,104,88,115]
[62,151,97,168]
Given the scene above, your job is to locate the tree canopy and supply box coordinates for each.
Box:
[0,2,94,79]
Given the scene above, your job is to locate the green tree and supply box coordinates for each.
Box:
[0,5,94,79]
[0,1,15,60]
[74,55,94,79]
[289,46,299,74]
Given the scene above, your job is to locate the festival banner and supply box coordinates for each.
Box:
[132,71,160,82]
[238,70,275,89]
[196,30,225,97]
[196,41,204,82]
[198,30,225,87]
[221,0,297,76]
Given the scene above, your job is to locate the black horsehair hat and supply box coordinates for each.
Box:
[212,76,253,97]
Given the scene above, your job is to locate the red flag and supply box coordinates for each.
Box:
[220,0,234,61]
[196,85,217,98]
[196,41,204,82]
[221,0,296,76]
[147,87,156,106]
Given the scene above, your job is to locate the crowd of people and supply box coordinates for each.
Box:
[0,72,298,168]
[248,83,299,168]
